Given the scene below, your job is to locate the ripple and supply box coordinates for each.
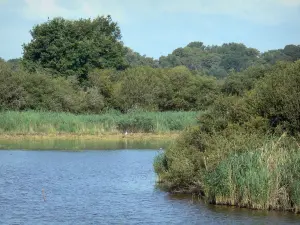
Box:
[0,150,299,224]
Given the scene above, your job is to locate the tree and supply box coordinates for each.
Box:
[187,41,205,49]
[0,61,27,110]
[0,60,83,112]
[158,42,261,77]
[283,45,300,61]
[219,43,260,72]
[7,58,22,71]
[124,47,158,68]
[261,49,292,64]
[22,16,126,81]
[250,61,300,134]
[112,67,166,111]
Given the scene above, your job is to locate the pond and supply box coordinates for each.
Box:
[0,140,300,224]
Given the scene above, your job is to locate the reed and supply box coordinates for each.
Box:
[0,110,199,135]
[204,134,300,212]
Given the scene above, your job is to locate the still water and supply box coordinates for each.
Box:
[1,142,300,224]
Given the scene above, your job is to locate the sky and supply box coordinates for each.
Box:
[0,0,300,60]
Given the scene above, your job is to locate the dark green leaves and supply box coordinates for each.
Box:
[22,16,126,81]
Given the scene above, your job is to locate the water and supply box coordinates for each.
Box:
[1,148,300,224]
[0,138,173,150]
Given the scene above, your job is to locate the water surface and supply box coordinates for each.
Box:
[1,149,300,224]
[0,138,172,150]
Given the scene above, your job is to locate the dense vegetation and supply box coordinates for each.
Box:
[2,15,300,114]
[154,60,300,212]
[0,60,218,113]
[158,42,300,78]
[1,17,299,113]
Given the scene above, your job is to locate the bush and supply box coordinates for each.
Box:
[249,60,300,134]
[0,61,27,110]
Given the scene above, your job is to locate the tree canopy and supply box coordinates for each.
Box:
[22,16,126,81]
[158,42,261,78]
[2,15,300,114]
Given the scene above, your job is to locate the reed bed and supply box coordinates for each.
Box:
[0,110,199,135]
[204,134,300,212]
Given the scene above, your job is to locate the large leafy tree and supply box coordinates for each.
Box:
[22,16,126,81]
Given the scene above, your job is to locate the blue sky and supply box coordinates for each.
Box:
[1,0,300,60]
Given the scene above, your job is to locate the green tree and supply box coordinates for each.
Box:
[22,16,126,81]
[124,47,158,68]
[7,58,22,71]
[88,69,116,109]
[250,61,300,134]
[159,42,261,78]
[262,49,292,64]
[163,66,219,110]
[112,67,166,111]
[283,45,300,61]
[0,61,27,110]
[0,60,83,112]
[219,43,260,72]
[222,65,269,96]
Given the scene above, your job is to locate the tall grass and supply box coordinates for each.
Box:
[0,110,199,135]
[154,132,300,212]
[204,133,300,212]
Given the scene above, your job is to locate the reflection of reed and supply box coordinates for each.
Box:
[42,189,46,202]
[0,138,172,150]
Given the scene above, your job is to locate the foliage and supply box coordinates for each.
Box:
[22,16,126,81]
[249,61,300,134]
[110,66,219,112]
[0,60,83,112]
[6,58,22,71]
[159,42,261,78]
[221,65,269,96]
[0,60,219,113]
[0,61,27,110]
[154,60,300,212]
[112,66,166,111]
[124,47,158,68]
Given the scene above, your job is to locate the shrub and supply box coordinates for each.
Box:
[249,60,300,134]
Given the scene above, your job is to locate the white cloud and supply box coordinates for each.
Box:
[21,0,300,25]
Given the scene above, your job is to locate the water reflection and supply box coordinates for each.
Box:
[0,138,173,150]
[166,193,300,224]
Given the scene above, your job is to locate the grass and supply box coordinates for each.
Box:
[204,133,300,212]
[155,132,300,213]
[0,110,199,136]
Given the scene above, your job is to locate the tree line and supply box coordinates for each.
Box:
[1,16,300,113]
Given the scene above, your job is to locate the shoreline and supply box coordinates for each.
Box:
[0,132,180,140]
